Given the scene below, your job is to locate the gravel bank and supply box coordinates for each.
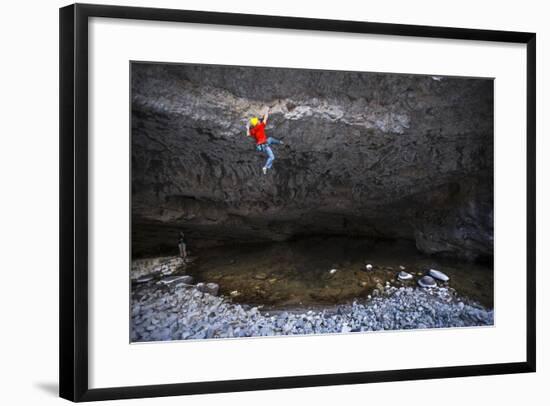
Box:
[131,282,493,342]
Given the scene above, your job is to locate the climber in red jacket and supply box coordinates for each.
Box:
[246,107,283,174]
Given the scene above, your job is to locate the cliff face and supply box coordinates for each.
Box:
[131,63,493,262]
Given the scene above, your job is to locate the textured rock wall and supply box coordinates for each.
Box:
[131,63,493,261]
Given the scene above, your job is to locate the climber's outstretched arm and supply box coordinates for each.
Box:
[246,122,251,136]
[262,107,269,125]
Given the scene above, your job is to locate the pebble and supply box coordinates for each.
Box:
[329,269,338,275]
[254,273,268,280]
[365,264,373,271]
[341,325,352,333]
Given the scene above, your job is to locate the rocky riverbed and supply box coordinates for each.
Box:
[131,277,493,342]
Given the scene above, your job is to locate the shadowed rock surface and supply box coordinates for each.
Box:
[131,63,493,261]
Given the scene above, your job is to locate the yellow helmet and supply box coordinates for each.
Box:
[250,117,259,127]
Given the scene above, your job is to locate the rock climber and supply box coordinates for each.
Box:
[246,107,284,174]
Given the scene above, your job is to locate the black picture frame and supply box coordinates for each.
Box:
[59,3,536,402]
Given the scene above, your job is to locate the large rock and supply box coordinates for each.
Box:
[131,64,493,261]
[418,275,437,288]
[205,283,220,296]
[428,269,450,282]
[159,275,193,285]
[131,256,184,280]
[397,271,413,281]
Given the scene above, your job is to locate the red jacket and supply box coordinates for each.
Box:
[249,122,267,145]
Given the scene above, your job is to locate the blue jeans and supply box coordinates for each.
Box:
[257,137,282,169]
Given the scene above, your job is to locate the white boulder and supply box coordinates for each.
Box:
[428,269,449,282]
[397,271,413,281]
